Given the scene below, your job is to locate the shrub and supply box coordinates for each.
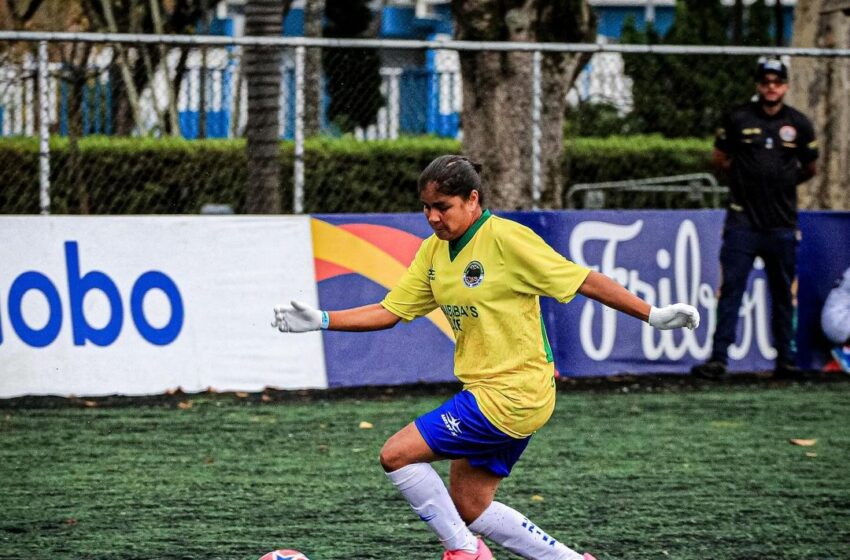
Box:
[0,135,713,214]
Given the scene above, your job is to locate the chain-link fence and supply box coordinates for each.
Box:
[1,33,848,214]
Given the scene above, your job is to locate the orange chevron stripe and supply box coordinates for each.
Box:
[311,218,452,340]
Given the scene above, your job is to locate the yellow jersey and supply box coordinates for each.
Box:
[381,210,591,437]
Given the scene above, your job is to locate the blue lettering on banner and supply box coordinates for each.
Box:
[8,272,63,348]
[66,241,124,346]
[0,241,184,348]
[130,271,184,346]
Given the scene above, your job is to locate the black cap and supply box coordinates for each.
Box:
[756,59,788,81]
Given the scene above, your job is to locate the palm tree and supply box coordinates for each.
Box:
[244,0,292,213]
[303,0,325,136]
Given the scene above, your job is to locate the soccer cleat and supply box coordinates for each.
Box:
[583,554,598,560]
[831,345,850,373]
[691,360,727,380]
[441,538,493,560]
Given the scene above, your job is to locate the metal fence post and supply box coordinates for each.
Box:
[531,50,542,210]
[385,67,402,140]
[38,40,51,215]
[294,45,306,214]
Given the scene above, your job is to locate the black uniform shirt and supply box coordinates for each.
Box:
[715,102,818,230]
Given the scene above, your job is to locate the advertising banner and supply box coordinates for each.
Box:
[314,210,849,386]
[0,217,324,397]
[796,211,850,367]
[3,210,846,397]
[311,215,456,387]
[509,210,759,376]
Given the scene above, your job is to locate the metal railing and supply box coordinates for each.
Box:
[567,173,728,209]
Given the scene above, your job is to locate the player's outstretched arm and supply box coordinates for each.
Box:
[577,271,700,330]
[272,301,400,333]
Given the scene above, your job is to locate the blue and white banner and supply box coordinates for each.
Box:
[2,211,847,397]
[512,210,755,376]
[0,217,324,397]
[314,210,850,385]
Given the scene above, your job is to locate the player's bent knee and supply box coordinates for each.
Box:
[379,440,405,473]
[453,497,489,525]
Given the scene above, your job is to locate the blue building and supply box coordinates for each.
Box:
[212,0,800,139]
[252,0,794,44]
[1,1,796,139]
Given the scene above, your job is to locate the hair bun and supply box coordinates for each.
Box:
[418,154,485,206]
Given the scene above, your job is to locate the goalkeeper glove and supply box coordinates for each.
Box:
[271,300,328,333]
[648,304,700,330]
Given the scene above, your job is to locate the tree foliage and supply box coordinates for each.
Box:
[322,0,383,133]
[85,0,217,135]
[3,0,47,28]
[4,1,218,137]
[620,0,778,138]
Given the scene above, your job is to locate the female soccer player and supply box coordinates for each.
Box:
[272,155,700,560]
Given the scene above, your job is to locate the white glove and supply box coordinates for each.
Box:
[271,300,325,333]
[648,304,700,330]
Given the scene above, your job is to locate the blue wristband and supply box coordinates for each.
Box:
[321,311,330,330]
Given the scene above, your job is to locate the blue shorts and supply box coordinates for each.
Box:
[414,390,531,477]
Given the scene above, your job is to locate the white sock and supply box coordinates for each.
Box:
[386,463,478,552]
[469,501,584,560]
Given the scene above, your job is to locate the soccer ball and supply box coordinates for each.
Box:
[258,550,310,560]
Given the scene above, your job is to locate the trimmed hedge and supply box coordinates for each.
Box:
[0,136,251,215]
[564,135,718,209]
[565,135,713,183]
[0,135,713,214]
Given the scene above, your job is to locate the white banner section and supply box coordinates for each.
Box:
[0,217,326,397]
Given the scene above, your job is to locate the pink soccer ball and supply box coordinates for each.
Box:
[259,550,310,560]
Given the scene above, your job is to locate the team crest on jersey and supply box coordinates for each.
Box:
[779,125,797,142]
[463,261,485,287]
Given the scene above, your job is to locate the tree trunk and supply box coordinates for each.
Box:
[149,0,180,135]
[732,0,744,43]
[303,0,325,137]
[244,0,291,213]
[774,0,785,45]
[60,42,93,214]
[6,0,47,30]
[98,0,144,133]
[789,0,850,210]
[452,0,596,210]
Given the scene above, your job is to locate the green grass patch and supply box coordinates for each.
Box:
[1,383,848,559]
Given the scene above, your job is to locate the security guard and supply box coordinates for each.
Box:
[693,58,819,380]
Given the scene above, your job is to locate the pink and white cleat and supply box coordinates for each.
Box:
[583,554,598,560]
[441,538,494,560]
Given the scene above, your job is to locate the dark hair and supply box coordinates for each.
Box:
[418,155,485,205]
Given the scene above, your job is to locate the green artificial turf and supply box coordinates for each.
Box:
[1,382,848,560]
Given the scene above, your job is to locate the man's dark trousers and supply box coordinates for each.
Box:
[710,227,798,366]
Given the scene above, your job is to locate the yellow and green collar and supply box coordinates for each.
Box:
[448,209,491,261]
